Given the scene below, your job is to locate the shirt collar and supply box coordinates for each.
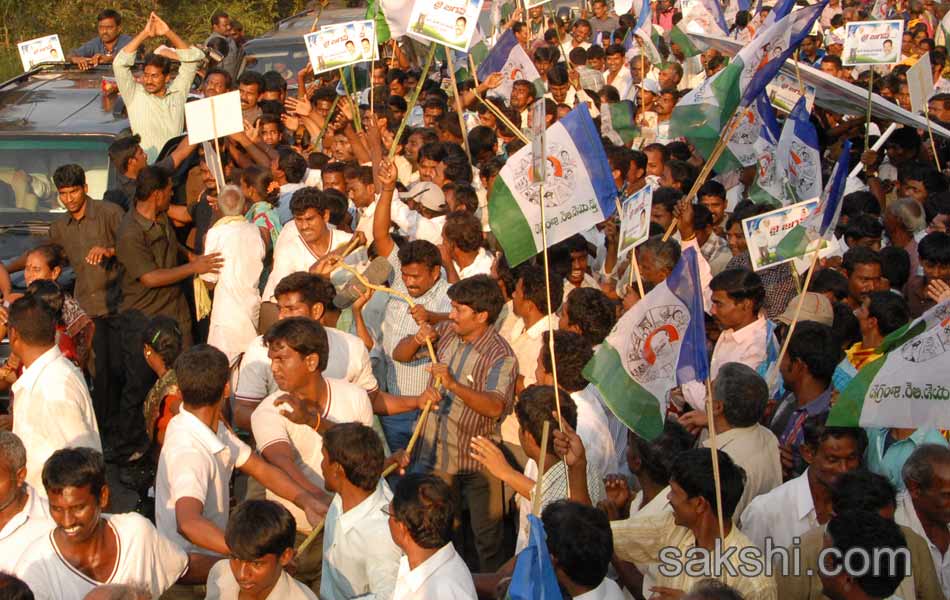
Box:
[524,315,555,339]
[792,387,833,417]
[176,407,227,455]
[67,197,97,224]
[400,543,458,593]
[793,470,817,521]
[11,346,62,397]
[721,315,767,346]
[0,484,46,540]
[574,579,613,600]
[337,482,390,535]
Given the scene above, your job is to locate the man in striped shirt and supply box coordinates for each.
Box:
[376,275,517,571]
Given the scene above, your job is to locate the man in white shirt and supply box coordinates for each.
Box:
[389,474,476,600]
[156,344,327,558]
[703,363,782,517]
[251,318,374,589]
[0,432,54,574]
[205,499,317,600]
[543,500,625,600]
[740,419,865,553]
[7,295,101,496]
[440,211,493,283]
[233,272,378,430]
[262,187,358,303]
[320,423,401,600]
[201,185,265,361]
[16,448,203,600]
[896,443,950,598]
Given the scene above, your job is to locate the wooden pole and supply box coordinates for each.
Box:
[381,397,434,477]
[473,92,531,144]
[705,379,727,543]
[925,108,942,170]
[531,421,551,516]
[769,247,822,388]
[313,96,340,152]
[630,248,645,297]
[444,47,472,162]
[296,519,325,554]
[388,45,437,160]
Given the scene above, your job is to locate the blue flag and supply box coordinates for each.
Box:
[477,29,517,83]
[776,96,822,203]
[670,247,710,385]
[507,515,561,600]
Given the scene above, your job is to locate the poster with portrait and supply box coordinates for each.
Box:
[767,73,816,114]
[408,0,484,52]
[347,20,380,62]
[841,20,904,66]
[741,199,820,272]
[617,185,653,257]
[18,34,64,71]
[305,23,365,75]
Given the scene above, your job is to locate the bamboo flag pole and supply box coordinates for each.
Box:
[662,112,743,241]
[473,92,531,144]
[769,247,822,388]
[925,107,942,170]
[339,68,362,133]
[297,519,325,554]
[388,45,438,160]
[705,379,727,543]
[531,421,551,516]
[313,96,340,152]
[444,47,473,162]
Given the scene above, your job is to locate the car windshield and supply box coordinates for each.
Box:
[245,44,310,82]
[0,137,112,214]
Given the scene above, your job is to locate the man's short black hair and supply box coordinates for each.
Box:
[262,70,288,93]
[211,9,229,27]
[26,280,64,321]
[176,344,230,408]
[289,187,332,217]
[919,231,950,265]
[392,474,454,549]
[709,269,766,314]
[844,214,884,245]
[418,141,447,165]
[697,180,726,201]
[630,418,695,487]
[226,500,297,562]
[811,268,850,302]
[826,511,909,598]
[323,423,385,491]
[264,317,330,371]
[831,469,896,515]
[274,272,334,310]
[671,448,745,520]
[666,160,696,191]
[652,187,682,215]
[42,447,106,500]
[397,239,442,270]
[97,9,121,24]
[540,330,593,392]
[0,573,33,600]
[542,500,613,588]
[134,165,171,202]
[879,246,911,291]
[278,149,307,184]
[842,246,882,275]
[563,287,616,346]
[205,67,234,90]
[143,53,171,76]
[238,71,265,93]
[802,412,868,454]
[867,291,909,336]
[7,295,55,346]
[515,385,577,455]
[447,274,505,324]
[516,263,563,315]
[108,134,142,173]
[442,211,482,253]
[713,362,768,428]
[52,164,86,189]
[786,321,841,385]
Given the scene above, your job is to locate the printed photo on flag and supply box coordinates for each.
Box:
[842,20,904,66]
[408,0,484,52]
[741,199,820,271]
[618,186,653,256]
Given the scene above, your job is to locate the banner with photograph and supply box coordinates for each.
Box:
[617,185,653,257]
[767,72,816,114]
[408,0,484,52]
[18,34,64,71]
[741,199,820,272]
[842,20,904,66]
[305,21,377,75]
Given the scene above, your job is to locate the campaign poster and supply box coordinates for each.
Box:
[348,20,380,62]
[18,34,64,71]
[617,185,653,257]
[526,0,553,8]
[741,199,820,271]
[842,20,904,66]
[305,23,364,75]
[408,0,484,52]
[767,73,817,114]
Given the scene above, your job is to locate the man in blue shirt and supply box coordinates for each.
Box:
[68,9,133,70]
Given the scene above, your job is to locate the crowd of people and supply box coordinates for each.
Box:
[0,0,948,599]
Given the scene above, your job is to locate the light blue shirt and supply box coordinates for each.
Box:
[866,427,949,491]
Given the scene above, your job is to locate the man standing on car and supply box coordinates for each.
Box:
[206,10,242,80]
[46,164,126,457]
[68,9,133,70]
[113,12,204,163]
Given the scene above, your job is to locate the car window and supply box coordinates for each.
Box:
[245,45,310,82]
[0,137,112,214]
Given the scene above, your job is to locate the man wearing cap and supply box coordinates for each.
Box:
[402,181,449,246]
[775,291,834,335]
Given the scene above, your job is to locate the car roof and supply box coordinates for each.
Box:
[247,5,368,43]
[0,64,130,136]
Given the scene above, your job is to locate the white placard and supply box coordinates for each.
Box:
[617,185,653,257]
[842,20,904,67]
[907,52,934,115]
[306,21,377,75]
[767,72,816,114]
[408,0,484,52]
[184,91,243,144]
[741,199,820,272]
[18,34,64,72]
